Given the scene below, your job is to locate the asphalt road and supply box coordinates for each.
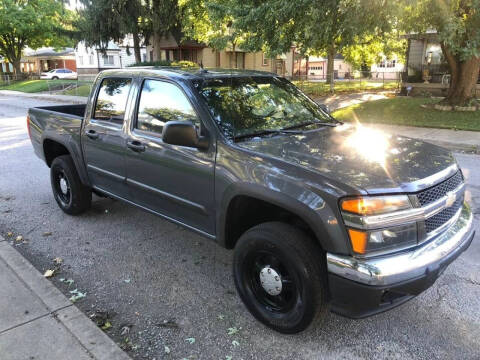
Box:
[1,94,479,360]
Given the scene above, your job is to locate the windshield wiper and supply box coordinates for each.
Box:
[282,120,339,131]
[234,128,303,141]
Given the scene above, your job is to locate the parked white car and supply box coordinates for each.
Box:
[40,68,77,80]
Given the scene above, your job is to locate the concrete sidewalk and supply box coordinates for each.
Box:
[0,236,130,360]
[366,124,479,153]
[315,92,479,153]
[0,90,86,104]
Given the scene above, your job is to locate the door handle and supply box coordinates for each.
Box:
[127,140,145,152]
[85,129,99,139]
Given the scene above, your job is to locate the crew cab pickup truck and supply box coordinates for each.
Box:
[27,68,475,333]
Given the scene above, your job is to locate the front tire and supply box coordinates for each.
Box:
[50,155,91,215]
[233,222,328,333]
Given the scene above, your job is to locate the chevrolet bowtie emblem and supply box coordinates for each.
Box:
[445,191,457,207]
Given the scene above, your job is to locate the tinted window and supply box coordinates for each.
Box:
[136,79,199,135]
[94,78,132,124]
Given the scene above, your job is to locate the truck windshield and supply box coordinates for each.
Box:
[196,76,337,140]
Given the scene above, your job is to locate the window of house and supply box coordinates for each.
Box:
[142,53,147,62]
[379,60,386,68]
[103,55,115,66]
[94,78,132,124]
[78,56,84,66]
[89,55,94,65]
[136,79,200,136]
[262,53,268,66]
[339,64,342,70]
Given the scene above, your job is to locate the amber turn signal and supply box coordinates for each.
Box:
[341,195,411,216]
[348,229,368,254]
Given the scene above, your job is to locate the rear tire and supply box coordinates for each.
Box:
[50,155,91,215]
[233,222,328,333]
[52,76,59,80]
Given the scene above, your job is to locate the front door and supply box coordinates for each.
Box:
[82,77,133,197]
[125,79,216,235]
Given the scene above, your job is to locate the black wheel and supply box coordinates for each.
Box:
[52,76,59,80]
[233,222,328,333]
[50,155,91,215]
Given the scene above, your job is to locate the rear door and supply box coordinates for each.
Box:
[82,76,134,197]
[124,78,216,236]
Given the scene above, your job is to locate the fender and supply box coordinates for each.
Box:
[216,181,351,254]
[42,131,90,186]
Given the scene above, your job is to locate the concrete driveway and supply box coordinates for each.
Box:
[0,93,479,360]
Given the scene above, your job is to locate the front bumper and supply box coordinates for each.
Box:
[327,202,475,318]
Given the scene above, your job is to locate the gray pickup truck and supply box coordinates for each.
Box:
[28,68,474,333]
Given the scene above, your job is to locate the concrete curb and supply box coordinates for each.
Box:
[0,235,131,360]
[0,90,87,104]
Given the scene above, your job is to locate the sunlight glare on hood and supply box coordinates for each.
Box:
[344,123,390,167]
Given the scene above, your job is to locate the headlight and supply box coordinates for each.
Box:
[347,223,417,255]
[341,195,411,215]
[341,195,417,255]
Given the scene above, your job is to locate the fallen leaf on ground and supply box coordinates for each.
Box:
[43,232,52,237]
[164,346,171,354]
[44,269,55,278]
[6,231,13,237]
[53,257,63,265]
[123,279,131,283]
[120,325,131,336]
[232,340,240,347]
[15,235,23,242]
[69,289,86,302]
[227,327,240,336]
[101,321,112,330]
[217,314,225,320]
[226,356,233,360]
[185,337,195,345]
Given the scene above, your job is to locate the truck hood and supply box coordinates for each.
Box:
[238,124,456,194]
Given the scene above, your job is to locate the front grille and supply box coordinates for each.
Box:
[417,170,463,206]
[416,170,464,234]
[425,195,463,233]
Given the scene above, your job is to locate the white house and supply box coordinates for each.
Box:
[371,55,404,80]
[75,35,147,78]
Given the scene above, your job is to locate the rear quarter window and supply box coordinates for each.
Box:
[94,77,132,124]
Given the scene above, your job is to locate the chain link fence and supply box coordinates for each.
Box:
[290,71,402,97]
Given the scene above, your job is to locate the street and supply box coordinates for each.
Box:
[0,93,479,360]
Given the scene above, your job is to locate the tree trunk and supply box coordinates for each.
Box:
[326,46,335,92]
[441,43,479,106]
[12,59,21,76]
[132,32,142,63]
[152,31,162,61]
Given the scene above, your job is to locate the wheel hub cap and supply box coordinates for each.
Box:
[59,177,68,194]
[259,266,282,296]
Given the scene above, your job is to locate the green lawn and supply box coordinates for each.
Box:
[60,84,92,97]
[332,97,480,131]
[295,80,399,97]
[0,79,52,92]
[0,79,92,97]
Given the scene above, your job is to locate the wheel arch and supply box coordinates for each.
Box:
[42,138,90,186]
[217,184,341,252]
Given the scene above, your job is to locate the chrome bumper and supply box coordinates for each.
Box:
[327,202,474,286]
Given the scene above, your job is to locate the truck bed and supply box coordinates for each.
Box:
[34,104,87,118]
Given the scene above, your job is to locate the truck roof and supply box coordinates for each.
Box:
[98,67,278,81]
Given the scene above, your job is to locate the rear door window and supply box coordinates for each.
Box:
[94,78,132,124]
[135,79,200,136]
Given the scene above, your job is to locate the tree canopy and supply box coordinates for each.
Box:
[400,0,480,106]
[0,0,75,74]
